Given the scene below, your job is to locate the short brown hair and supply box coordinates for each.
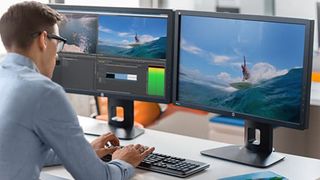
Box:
[0,1,63,50]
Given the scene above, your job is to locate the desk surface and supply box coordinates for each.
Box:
[43,116,320,180]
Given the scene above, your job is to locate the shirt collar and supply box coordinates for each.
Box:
[1,52,40,72]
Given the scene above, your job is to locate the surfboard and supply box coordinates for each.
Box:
[230,82,252,90]
[128,42,142,47]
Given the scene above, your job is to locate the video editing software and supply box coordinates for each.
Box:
[53,9,171,101]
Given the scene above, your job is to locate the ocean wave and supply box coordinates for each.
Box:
[179,68,303,123]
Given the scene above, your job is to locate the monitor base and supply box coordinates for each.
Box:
[82,121,144,140]
[201,145,285,168]
[109,126,145,140]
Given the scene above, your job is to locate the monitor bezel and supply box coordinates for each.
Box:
[49,4,174,104]
[173,10,314,130]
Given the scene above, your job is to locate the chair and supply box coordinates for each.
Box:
[312,72,320,82]
[94,97,209,128]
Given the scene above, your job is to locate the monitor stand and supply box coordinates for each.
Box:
[201,120,285,168]
[84,98,144,140]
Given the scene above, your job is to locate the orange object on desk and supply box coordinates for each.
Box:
[312,72,320,82]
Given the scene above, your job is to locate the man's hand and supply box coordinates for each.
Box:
[112,144,155,167]
[91,133,120,158]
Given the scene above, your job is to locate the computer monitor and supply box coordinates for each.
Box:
[49,4,174,139]
[173,10,314,167]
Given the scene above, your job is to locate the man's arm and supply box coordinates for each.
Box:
[34,85,134,180]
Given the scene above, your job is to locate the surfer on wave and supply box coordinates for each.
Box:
[241,56,250,81]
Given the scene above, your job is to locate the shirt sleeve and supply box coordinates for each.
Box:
[33,85,135,180]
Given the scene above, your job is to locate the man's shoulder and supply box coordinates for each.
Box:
[20,71,64,97]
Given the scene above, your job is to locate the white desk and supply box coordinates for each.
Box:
[42,116,320,180]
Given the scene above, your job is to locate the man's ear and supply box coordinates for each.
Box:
[38,31,48,51]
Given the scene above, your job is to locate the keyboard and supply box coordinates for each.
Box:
[101,152,210,178]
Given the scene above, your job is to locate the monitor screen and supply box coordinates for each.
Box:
[174,11,313,129]
[50,5,173,103]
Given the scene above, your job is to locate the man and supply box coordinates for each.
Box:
[0,1,154,180]
[241,56,250,81]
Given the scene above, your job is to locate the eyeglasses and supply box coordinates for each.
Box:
[31,32,67,53]
[47,34,67,53]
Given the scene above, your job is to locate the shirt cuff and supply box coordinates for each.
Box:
[110,159,135,178]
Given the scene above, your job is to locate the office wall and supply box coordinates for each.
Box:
[275,1,316,19]
[156,0,198,10]
[63,0,139,7]
[240,0,273,15]
[154,0,269,15]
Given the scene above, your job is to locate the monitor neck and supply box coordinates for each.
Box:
[108,98,134,128]
[106,98,144,140]
[201,119,284,167]
[245,120,273,155]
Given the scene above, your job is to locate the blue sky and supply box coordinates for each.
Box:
[180,15,306,86]
[98,15,167,48]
